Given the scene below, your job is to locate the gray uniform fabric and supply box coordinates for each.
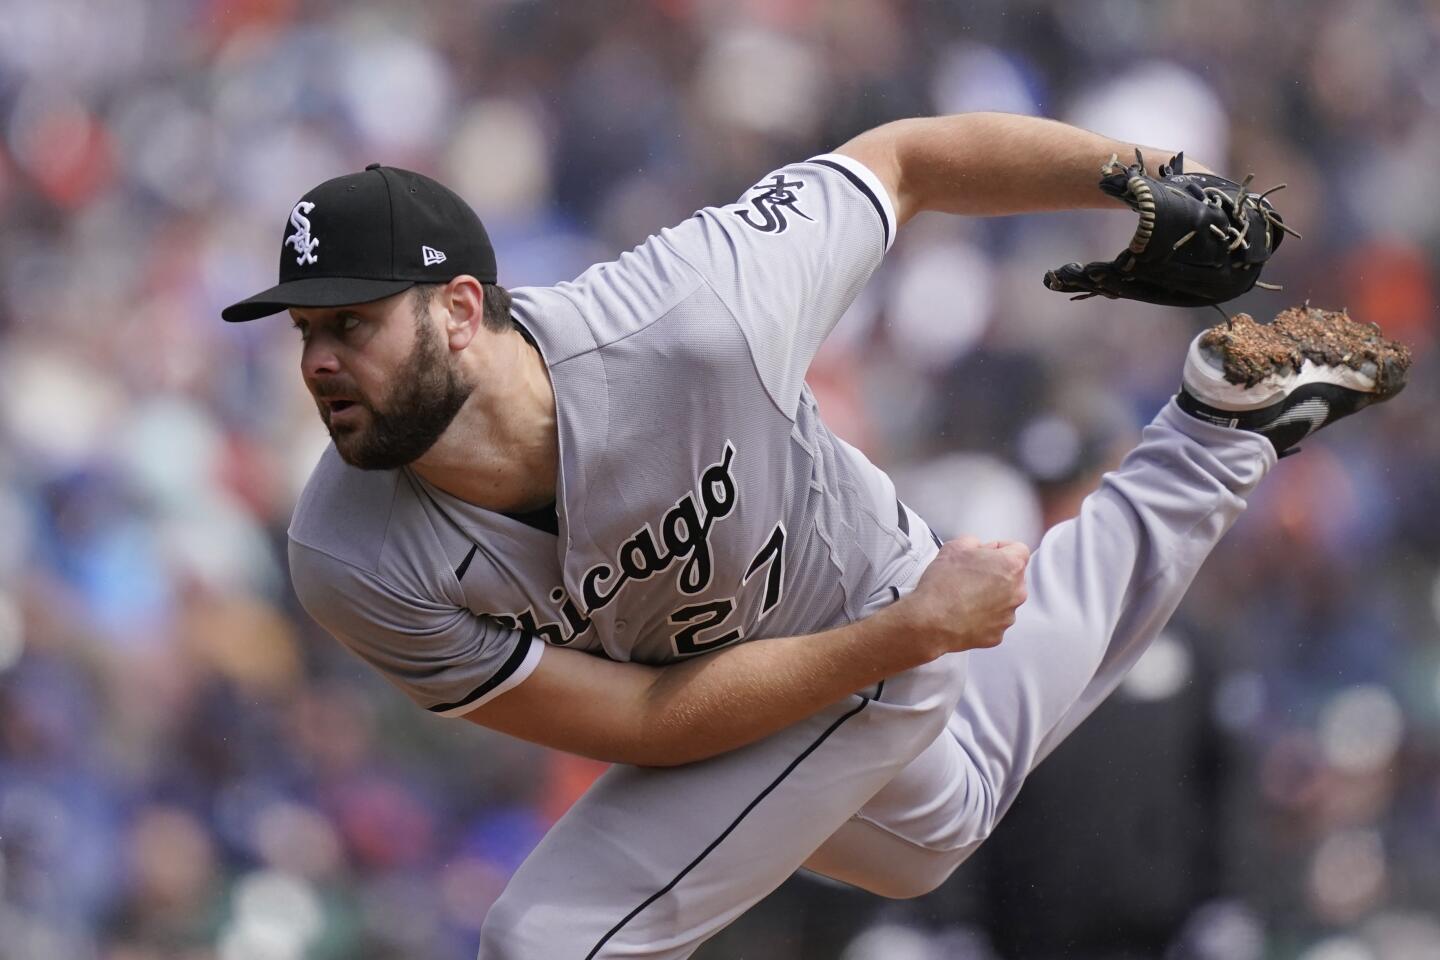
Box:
[287,155,1279,958]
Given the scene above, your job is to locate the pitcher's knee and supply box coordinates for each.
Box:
[872,866,955,900]
[849,848,965,900]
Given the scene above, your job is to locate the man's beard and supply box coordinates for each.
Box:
[324,320,475,471]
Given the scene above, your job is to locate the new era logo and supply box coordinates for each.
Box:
[422,245,447,266]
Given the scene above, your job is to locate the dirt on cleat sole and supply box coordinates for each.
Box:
[1199,305,1413,393]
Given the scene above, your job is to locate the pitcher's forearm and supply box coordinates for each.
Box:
[838,113,1210,224]
[466,602,932,768]
[638,606,931,766]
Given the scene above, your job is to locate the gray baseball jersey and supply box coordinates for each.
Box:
[288,153,918,718]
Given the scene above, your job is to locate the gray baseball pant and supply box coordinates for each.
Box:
[476,400,1275,958]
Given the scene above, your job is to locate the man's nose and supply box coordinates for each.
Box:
[301,338,341,381]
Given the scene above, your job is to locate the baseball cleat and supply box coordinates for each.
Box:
[1176,305,1412,455]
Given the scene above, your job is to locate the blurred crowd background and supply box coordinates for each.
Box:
[3,1,1439,958]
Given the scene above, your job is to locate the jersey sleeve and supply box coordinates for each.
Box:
[289,540,543,718]
[657,153,897,413]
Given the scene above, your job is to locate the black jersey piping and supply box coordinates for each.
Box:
[584,680,884,958]
[454,544,479,581]
[811,158,891,251]
[426,630,533,714]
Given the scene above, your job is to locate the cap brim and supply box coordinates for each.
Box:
[221,276,417,323]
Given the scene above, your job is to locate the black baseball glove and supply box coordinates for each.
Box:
[1043,151,1296,308]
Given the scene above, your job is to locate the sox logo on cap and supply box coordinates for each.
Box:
[286,201,319,266]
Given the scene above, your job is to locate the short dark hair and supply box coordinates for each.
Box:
[411,281,513,333]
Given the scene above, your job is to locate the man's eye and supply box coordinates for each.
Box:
[342,315,361,332]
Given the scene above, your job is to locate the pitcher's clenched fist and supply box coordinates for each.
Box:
[885,536,1031,659]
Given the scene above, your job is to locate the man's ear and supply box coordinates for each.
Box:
[442,275,486,351]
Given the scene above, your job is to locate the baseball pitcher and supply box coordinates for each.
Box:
[223,112,1408,958]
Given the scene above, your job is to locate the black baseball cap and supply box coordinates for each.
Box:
[222,163,497,323]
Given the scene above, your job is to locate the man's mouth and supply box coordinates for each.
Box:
[321,398,364,424]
